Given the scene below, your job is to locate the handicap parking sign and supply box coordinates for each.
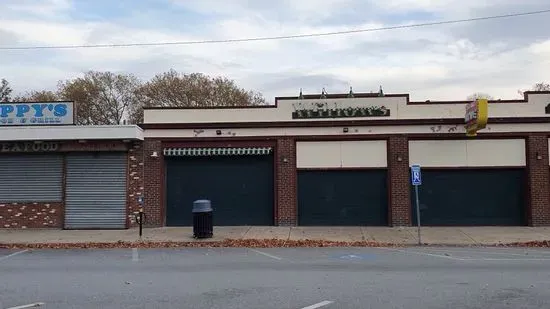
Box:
[411,165,422,186]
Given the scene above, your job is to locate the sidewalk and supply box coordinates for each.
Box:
[1,226,550,247]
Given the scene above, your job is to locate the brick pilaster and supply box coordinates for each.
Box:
[127,142,144,227]
[527,135,550,226]
[276,138,297,226]
[388,136,411,226]
[143,139,163,227]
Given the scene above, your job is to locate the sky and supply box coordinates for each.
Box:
[1,0,549,103]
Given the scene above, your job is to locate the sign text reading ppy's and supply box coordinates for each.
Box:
[0,102,75,126]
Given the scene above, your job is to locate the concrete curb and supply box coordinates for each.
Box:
[1,239,549,249]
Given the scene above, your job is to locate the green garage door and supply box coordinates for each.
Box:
[298,170,388,226]
[165,147,274,226]
[411,169,526,226]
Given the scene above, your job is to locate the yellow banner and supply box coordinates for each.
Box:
[465,98,488,136]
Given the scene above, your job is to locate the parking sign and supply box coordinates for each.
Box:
[411,165,422,186]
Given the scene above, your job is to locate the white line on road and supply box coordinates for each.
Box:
[0,249,29,262]
[416,248,549,257]
[389,248,467,261]
[300,300,334,309]
[6,302,45,309]
[132,248,139,262]
[249,248,282,260]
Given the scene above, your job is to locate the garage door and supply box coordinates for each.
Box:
[65,152,128,229]
[411,169,526,226]
[0,154,63,202]
[165,147,274,226]
[298,170,388,226]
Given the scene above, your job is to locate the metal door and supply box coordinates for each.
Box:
[65,152,127,229]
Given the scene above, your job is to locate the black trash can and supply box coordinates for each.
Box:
[192,199,213,239]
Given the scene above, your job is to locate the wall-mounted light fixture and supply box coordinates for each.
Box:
[216,130,222,135]
[282,157,289,163]
[150,151,159,158]
[397,155,403,162]
[342,127,349,133]
[536,152,543,160]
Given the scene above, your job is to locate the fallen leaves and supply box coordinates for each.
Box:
[1,239,549,250]
[0,238,400,250]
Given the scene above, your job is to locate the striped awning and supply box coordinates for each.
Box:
[163,147,273,156]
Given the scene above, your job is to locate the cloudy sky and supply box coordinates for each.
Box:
[1,0,549,103]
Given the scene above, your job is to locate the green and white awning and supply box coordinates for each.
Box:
[163,147,273,157]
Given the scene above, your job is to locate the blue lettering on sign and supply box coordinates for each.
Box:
[411,164,422,186]
[0,102,73,126]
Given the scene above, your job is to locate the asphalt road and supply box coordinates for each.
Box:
[1,246,550,309]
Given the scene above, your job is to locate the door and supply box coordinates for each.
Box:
[298,170,388,226]
[65,152,127,229]
[411,169,526,226]
[165,154,274,226]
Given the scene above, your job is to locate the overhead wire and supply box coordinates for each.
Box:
[0,8,549,50]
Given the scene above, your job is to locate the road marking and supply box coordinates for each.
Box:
[6,302,45,309]
[461,258,550,261]
[418,248,549,257]
[249,248,282,260]
[390,248,467,261]
[132,248,139,262]
[0,250,29,262]
[300,300,334,309]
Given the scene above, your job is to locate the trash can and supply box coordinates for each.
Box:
[192,199,213,239]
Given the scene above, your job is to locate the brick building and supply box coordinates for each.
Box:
[140,91,550,228]
[0,101,143,229]
[2,92,550,229]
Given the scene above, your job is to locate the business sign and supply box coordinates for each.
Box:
[464,99,488,137]
[0,102,74,126]
[292,101,390,119]
[411,164,422,186]
[0,142,59,153]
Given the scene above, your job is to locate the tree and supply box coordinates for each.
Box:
[57,71,141,125]
[518,82,550,96]
[467,92,494,101]
[13,90,59,102]
[0,79,13,102]
[131,69,266,123]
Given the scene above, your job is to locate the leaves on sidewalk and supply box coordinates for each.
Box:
[0,238,400,249]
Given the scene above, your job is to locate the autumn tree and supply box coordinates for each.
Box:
[13,90,59,102]
[0,78,13,102]
[467,92,494,101]
[518,82,550,96]
[131,69,266,123]
[57,71,141,125]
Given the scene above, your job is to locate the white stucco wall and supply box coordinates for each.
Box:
[296,141,387,168]
[144,122,550,139]
[144,92,550,124]
[409,139,526,167]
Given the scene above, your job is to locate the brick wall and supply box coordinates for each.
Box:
[143,139,163,227]
[276,138,297,226]
[127,142,144,227]
[0,140,142,229]
[388,136,411,226]
[0,202,63,228]
[527,134,550,226]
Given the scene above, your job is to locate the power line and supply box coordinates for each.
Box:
[2,8,550,51]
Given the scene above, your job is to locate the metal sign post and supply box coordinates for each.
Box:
[411,165,422,245]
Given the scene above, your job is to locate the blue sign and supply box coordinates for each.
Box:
[0,102,74,126]
[411,164,422,186]
[137,196,144,204]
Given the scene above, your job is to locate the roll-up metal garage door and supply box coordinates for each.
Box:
[65,152,127,229]
[0,154,63,202]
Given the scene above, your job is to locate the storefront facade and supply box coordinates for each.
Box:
[141,91,550,227]
[0,101,143,229]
